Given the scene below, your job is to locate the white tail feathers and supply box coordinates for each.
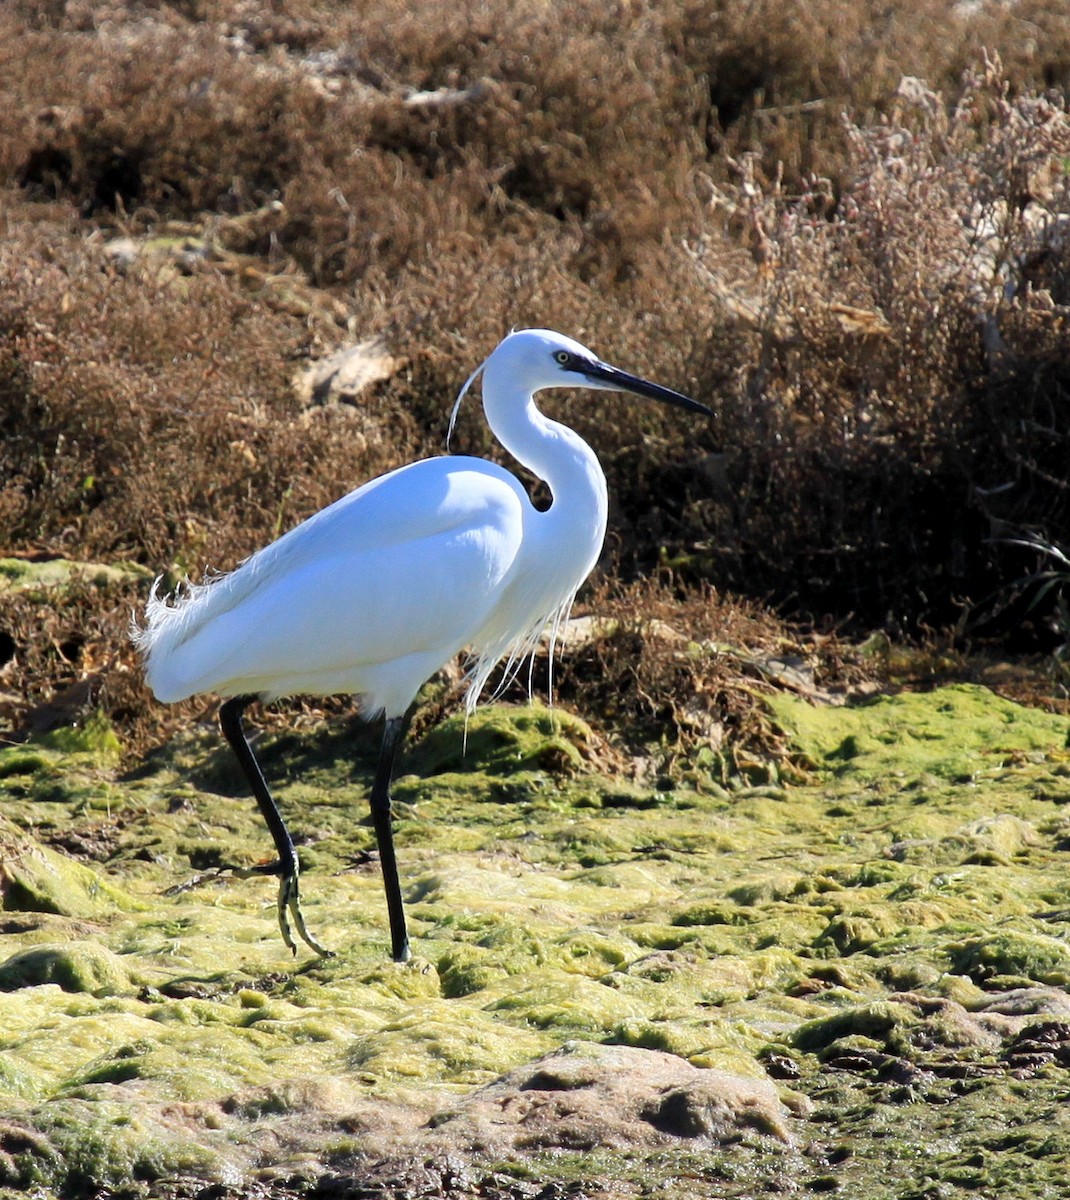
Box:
[131,572,238,703]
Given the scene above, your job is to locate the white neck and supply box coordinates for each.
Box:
[480,359,609,545]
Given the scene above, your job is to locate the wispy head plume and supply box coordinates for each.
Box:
[446,354,488,451]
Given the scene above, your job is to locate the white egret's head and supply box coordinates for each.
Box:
[448,328,711,449]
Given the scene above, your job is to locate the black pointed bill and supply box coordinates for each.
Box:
[579,359,713,417]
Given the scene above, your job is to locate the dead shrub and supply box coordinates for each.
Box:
[0,209,424,570]
[0,1,702,286]
[670,0,1070,186]
[686,59,1070,632]
[2,19,336,216]
[0,571,151,741]
[2,3,1070,756]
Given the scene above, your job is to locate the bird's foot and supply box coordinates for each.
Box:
[165,861,333,959]
[278,871,334,959]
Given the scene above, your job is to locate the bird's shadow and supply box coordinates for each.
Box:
[195,712,387,797]
[124,702,584,801]
[123,708,387,798]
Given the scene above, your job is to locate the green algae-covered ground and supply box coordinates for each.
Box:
[1,685,1070,1198]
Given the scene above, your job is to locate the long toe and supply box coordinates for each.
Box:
[278,874,334,958]
[276,875,300,956]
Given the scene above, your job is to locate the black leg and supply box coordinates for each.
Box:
[218,695,332,958]
[219,696,296,879]
[371,713,412,962]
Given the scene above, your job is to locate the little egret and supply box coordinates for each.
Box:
[135,328,711,962]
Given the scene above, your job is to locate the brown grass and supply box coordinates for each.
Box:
[681,58,1070,632]
[0,1,1069,756]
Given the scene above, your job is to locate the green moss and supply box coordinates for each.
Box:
[436,926,551,998]
[0,943,134,997]
[946,930,1070,986]
[766,684,1069,780]
[0,558,151,595]
[349,1002,554,1083]
[0,749,55,779]
[36,713,122,765]
[610,1016,759,1072]
[793,1001,918,1053]
[0,819,142,919]
[0,688,1068,1195]
[405,704,593,779]
[485,973,642,1034]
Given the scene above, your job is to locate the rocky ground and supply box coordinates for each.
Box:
[1,661,1069,1198]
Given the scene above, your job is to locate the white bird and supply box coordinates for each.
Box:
[134,328,711,962]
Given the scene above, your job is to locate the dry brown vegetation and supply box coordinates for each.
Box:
[2,0,1070,755]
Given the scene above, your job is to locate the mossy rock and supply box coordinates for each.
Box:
[793,1000,918,1053]
[406,705,592,779]
[7,1095,218,1193]
[0,942,134,997]
[0,819,141,920]
[0,557,151,595]
[946,931,1070,987]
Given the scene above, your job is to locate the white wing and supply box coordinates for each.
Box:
[136,456,529,714]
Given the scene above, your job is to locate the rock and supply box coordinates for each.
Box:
[0,557,151,595]
[0,941,133,997]
[294,338,402,406]
[974,986,1070,1019]
[424,1041,796,1152]
[402,80,491,111]
[0,816,141,920]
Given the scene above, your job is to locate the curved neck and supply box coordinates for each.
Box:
[481,362,609,526]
